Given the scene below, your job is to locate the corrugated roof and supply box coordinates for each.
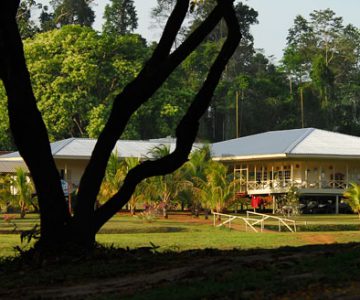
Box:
[0,138,202,162]
[54,139,178,159]
[0,161,28,173]
[50,138,76,154]
[4,128,358,167]
[291,129,360,156]
[0,138,76,159]
[211,128,360,159]
[211,128,314,157]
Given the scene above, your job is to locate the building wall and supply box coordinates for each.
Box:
[232,158,360,195]
[55,159,89,187]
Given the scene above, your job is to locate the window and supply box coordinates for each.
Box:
[285,170,291,180]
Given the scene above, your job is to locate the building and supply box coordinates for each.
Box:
[0,137,201,187]
[1,128,360,214]
[211,128,360,213]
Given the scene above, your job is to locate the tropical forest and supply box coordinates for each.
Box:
[1,1,360,299]
[1,0,360,151]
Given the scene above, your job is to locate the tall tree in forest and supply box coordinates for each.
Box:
[0,0,241,253]
[151,0,189,47]
[19,25,149,140]
[184,0,258,141]
[39,5,56,32]
[51,0,95,27]
[282,9,360,130]
[16,0,41,39]
[151,0,177,30]
[103,0,138,35]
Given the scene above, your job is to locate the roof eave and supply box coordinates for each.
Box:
[54,155,92,160]
[212,153,287,162]
[287,153,360,160]
[212,153,360,162]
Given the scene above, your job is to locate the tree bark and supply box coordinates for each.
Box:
[75,1,226,230]
[0,1,70,249]
[0,0,241,252]
[93,1,240,233]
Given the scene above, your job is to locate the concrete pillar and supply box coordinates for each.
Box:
[272,195,276,214]
[335,195,339,214]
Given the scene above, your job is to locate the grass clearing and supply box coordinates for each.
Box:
[1,212,360,256]
[1,212,360,299]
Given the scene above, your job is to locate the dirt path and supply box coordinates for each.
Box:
[300,233,336,244]
[0,247,349,300]
[0,255,276,299]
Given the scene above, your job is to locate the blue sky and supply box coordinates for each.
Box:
[93,0,360,63]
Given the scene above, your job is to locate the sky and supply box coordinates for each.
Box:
[93,0,360,63]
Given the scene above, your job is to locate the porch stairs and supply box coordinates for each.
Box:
[212,211,297,233]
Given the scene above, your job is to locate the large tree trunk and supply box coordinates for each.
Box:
[0,0,241,254]
[1,1,71,250]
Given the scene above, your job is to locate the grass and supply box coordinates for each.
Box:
[1,212,360,299]
[1,212,360,256]
[96,230,360,251]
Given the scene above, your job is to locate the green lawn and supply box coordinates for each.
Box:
[1,213,360,299]
[1,212,360,257]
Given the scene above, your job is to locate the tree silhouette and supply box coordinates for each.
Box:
[103,0,138,35]
[52,0,95,27]
[0,0,241,252]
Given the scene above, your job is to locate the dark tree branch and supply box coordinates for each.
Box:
[0,2,70,245]
[148,0,189,64]
[75,1,226,225]
[2,0,20,19]
[93,0,241,232]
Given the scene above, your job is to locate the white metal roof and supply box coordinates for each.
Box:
[53,139,180,159]
[2,128,360,170]
[211,128,360,160]
[0,138,202,161]
[0,161,29,172]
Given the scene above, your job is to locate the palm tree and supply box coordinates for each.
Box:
[344,183,360,219]
[11,168,33,218]
[98,150,124,205]
[123,157,144,215]
[195,161,235,220]
[180,146,211,217]
[0,174,12,213]
[99,153,145,215]
[149,144,172,160]
[147,144,182,218]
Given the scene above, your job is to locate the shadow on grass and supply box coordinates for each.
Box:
[0,242,359,299]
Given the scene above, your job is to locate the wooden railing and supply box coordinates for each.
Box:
[212,212,262,232]
[212,211,297,233]
[245,179,347,191]
[246,211,297,232]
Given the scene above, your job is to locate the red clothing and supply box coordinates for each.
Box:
[251,196,261,208]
